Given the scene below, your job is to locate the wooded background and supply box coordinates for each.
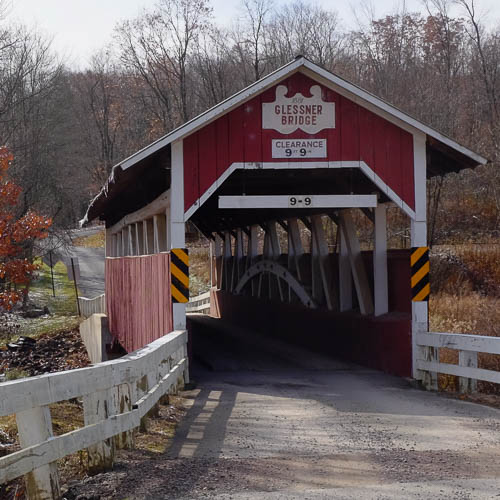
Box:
[0,0,498,243]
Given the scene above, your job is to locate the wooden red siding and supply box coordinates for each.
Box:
[183,71,415,213]
[105,253,173,353]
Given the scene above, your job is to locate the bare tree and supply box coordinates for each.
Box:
[115,0,212,129]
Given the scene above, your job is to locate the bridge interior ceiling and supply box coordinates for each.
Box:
[190,168,392,235]
[96,147,172,228]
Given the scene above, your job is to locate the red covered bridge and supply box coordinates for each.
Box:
[82,56,486,381]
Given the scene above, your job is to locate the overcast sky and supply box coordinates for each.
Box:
[7,0,500,69]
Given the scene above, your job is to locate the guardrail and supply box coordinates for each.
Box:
[0,330,188,499]
[78,293,106,317]
[186,291,211,314]
[416,332,500,392]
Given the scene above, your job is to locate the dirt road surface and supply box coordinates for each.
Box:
[69,318,500,499]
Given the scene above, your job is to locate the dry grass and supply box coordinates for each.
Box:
[430,293,500,337]
[73,230,105,248]
[428,242,500,393]
[431,243,500,297]
[189,246,210,296]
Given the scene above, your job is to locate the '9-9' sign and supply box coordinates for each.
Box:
[289,196,312,207]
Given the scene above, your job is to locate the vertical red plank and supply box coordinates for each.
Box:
[326,87,341,162]
[260,82,279,163]
[400,130,415,210]
[183,133,199,212]
[386,121,402,202]
[159,254,165,335]
[146,257,151,344]
[373,114,388,182]
[229,103,245,165]
[359,107,375,169]
[198,122,217,198]
[244,95,262,163]
[340,96,360,161]
[153,255,159,343]
[216,114,230,177]
[167,254,173,333]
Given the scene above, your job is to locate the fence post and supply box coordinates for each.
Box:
[16,406,61,500]
[83,388,116,474]
[459,350,478,393]
[113,383,135,450]
[421,346,439,391]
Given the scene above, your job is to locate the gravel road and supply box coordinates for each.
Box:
[68,317,500,499]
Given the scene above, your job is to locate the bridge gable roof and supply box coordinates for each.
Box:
[83,57,487,226]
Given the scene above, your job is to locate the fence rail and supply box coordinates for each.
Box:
[186,291,211,314]
[0,330,188,498]
[416,331,500,391]
[78,293,106,317]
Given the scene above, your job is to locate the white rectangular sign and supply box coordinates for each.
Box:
[272,139,327,159]
[219,194,378,209]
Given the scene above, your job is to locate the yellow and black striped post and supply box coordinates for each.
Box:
[411,246,430,302]
[171,248,189,303]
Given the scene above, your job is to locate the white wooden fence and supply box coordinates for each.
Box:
[186,291,211,314]
[78,293,106,317]
[416,332,500,392]
[0,330,188,499]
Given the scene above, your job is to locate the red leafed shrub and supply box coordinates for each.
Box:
[0,148,51,310]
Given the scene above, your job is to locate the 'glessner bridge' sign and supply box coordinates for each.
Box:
[262,85,335,158]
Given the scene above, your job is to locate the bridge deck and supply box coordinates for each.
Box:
[72,317,500,499]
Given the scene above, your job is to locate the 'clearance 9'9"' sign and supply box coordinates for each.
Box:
[272,139,327,158]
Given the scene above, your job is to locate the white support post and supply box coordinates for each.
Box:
[105,229,113,258]
[246,225,259,269]
[338,223,352,311]
[128,225,134,256]
[153,214,167,253]
[268,220,281,259]
[311,215,333,310]
[121,229,127,256]
[171,140,186,330]
[232,228,244,285]
[339,210,374,315]
[287,218,304,280]
[214,233,223,288]
[267,221,284,300]
[222,231,232,291]
[411,131,431,384]
[16,406,61,499]
[144,219,154,255]
[373,204,389,316]
[115,232,122,257]
[166,206,171,250]
[135,223,143,256]
[246,225,259,296]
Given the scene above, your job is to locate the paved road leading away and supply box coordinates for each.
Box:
[57,227,106,298]
[66,246,105,298]
[72,317,500,499]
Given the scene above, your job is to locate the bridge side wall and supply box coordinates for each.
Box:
[211,290,411,377]
[105,253,173,353]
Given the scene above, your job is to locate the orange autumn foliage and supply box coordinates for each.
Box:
[0,148,52,310]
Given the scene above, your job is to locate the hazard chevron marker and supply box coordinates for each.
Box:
[171,248,189,303]
[411,246,430,302]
